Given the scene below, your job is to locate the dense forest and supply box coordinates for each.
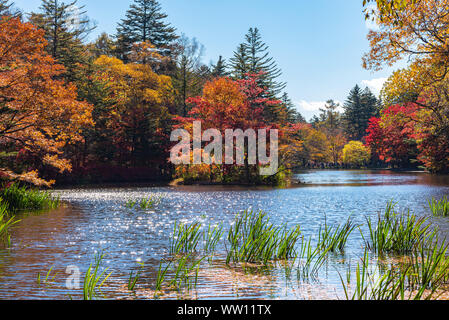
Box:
[1,0,449,187]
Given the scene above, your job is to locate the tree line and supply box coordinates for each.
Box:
[1,0,446,187]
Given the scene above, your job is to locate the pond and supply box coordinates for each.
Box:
[1,170,449,300]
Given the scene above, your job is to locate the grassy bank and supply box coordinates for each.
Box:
[0,183,61,247]
[0,184,60,213]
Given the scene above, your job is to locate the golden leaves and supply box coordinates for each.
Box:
[0,17,94,185]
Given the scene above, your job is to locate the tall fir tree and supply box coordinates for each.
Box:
[211,55,229,78]
[30,0,95,80]
[230,27,286,97]
[172,35,207,116]
[0,0,19,17]
[0,0,12,15]
[116,0,177,61]
[89,32,116,58]
[343,85,378,141]
[280,92,306,124]
[230,44,249,79]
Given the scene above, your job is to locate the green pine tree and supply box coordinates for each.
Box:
[343,85,379,141]
[211,55,229,78]
[30,0,95,80]
[280,92,306,124]
[230,44,249,79]
[0,0,20,17]
[230,27,286,97]
[89,32,116,58]
[0,0,12,15]
[116,0,178,61]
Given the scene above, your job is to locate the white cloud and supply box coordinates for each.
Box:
[297,100,327,112]
[296,100,344,114]
[361,77,388,95]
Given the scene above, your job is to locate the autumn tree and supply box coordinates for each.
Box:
[0,17,93,186]
[364,0,449,172]
[93,56,174,173]
[317,100,346,164]
[88,32,116,58]
[365,104,419,167]
[175,75,285,184]
[116,0,178,61]
[342,141,371,168]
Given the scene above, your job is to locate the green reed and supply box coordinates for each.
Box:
[83,252,112,300]
[225,210,301,265]
[155,259,172,292]
[0,184,60,213]
[0,200,19,247]
[125,199,137,209]
[125,196,161,210]
[168,254,204,292]
[37,266,58,287]
[128,262,144,291]
[404,235,449,299]
[340,233,449,300]
[203,223,223,254]
[317,218,357,253]
[339,249,412,300]
[169,221,202,255]
[428,196,449,217]
[154,255,204,294]
[140,196,160,209]
[296,236,328,280]
[364,201,434,255]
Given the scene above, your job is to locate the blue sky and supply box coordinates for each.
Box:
[13,0,400,120]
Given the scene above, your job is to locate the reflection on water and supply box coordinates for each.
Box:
[0,170,449,300]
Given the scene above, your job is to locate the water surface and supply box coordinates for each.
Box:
[1,170,449,300]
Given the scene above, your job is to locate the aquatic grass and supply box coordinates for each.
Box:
[276,225,302,260]
[225,210,301,265]
[168,254,204,292]
[139,196,160,210]
[364,201,434,255]
[169,221,202,255]
[296,236,329,280]
[338,249,412,300]
[83,252,112,300]
[155,255,204,294]
[428,196,449,217]
[125,199,137,209]
[155,260,172,293]
[318,218,357,253]
[203,223,223,254]
[0,184,60,213]
[404,235,449,299]
[128,262,144,291]
[340,236,449,300]
[125,196,162,210]
[37,266,58,287]
[0,200,19,247]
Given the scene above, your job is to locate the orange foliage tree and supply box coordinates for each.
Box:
[92,55,174,169]
[0,17,93,186]
[174,75,293,184]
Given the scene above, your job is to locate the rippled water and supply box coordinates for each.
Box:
[1,170,449,300]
